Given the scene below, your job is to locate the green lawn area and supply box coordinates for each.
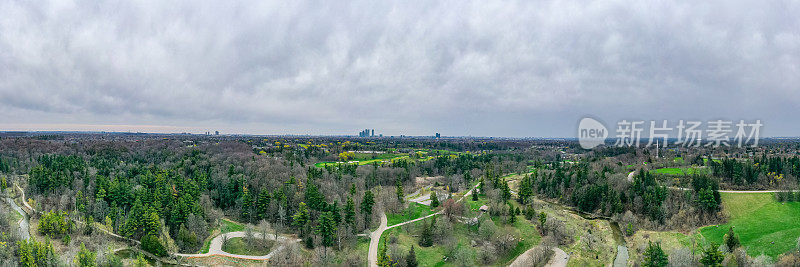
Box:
[221,237,273,256]
[699,192,800,259]
[221,218,245,233]
[628,231,698,264]
[651,167,709,176]
[388,202,435,226]
[315,155,431,168]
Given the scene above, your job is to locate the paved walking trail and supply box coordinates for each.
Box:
[368,182,480,267]
[175,231,300,260]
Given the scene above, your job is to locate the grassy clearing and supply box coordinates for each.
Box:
[651,167,709,176]
[627,231,698,264]
[388,202,435,226]
[221,237,274,256]
[699,192,800,259]
[531,199,617,267]
[221,218,245,233]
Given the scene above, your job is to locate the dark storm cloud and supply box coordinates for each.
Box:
[1,0,798,136]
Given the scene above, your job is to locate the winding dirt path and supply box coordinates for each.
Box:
[367,213,388,267]
[175,231,300,260]
[3,196,29,240]
[368,182,480,266]
[546,247,569,267]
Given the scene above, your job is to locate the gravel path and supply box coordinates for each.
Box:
[368,182,480,266]
[367,213,388,267]
[3,197,29,240]
[546,248,569,267]
[175,231,300,260]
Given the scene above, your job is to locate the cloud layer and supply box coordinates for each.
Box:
[1,0,798,136]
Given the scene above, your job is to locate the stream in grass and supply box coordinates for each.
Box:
[4,197,30,240]
[553,203,629,266]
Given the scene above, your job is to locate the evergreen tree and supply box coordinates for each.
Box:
[507,205,517,224]
[241,185,253,221]
[305,180,325,211]
[377,238,395,267]
[419,220,433,247]
[471,190,478,201]
[316,211,338,253]
[699,243,724,267]
[293,202,310,235]
[724,226,740,250]
[345,196,356,227]
[501,180,511,201]
[255,189,271,220]
[330,200,341,224]
[406,245,418,267]
[642,241,668,267]
[518,174,534,203]
[430,191,439,208]
[525,206,535,220]
[141,234,167,257]
[538,212,547,233]
[362,191,375,227]
[75,242,97,267]
[396,179,404,203]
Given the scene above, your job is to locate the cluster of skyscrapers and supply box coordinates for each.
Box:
[358,129,374,137]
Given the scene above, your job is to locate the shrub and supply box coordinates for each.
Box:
[141,234,167,257]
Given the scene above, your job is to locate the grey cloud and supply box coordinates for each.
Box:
[0,0,798,136]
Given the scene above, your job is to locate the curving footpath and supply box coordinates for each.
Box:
[3,196,29,240]
[176,231,300,260]
[368,182,480,267]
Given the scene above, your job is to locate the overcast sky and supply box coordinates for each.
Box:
[1,0,799,137]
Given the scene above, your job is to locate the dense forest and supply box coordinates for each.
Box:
[1,134,800,266]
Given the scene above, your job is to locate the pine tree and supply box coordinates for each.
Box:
[396,179,404,203]
[507,205,517,224]
[330,200,341,224]
[471,190,478,201]
[538,212,547,232]
[643,241,668,267]
[362,191,375,227]
[419,220,433,247]
[345,197,356,227]
[241,186,252,220]
[316,211,338,253]
[256,189,271,220]
[430,191,439,208]
[293,202,310,236]
[518,174,534,203]
[724,226,740,250]
[306,180,325,211]
[501,180,511,201]
[377,238,395,267]
[525,206,535,220]
[75,242,97,267]
[406,245,418,267]
[700,243,724,266]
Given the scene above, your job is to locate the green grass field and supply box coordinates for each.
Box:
[388,202,435,226]
[221,218,245,233]
[221,237,273,256]
[651,167,709,176]
[699,193,800,258]
[314,149,464,168]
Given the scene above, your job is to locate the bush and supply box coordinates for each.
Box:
[38,210,72,238]
[643,241,668,267]
[141,234,167,257]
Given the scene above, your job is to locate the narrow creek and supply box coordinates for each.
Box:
[4,197,30,240]
[550,202,629,266]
